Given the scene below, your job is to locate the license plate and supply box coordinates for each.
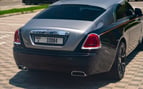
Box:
[35,36,63,44]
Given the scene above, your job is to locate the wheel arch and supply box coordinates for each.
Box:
[116,37,127,62]
[117,37,127,52]
[120,38,127,49]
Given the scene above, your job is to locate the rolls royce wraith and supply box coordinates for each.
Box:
[13,0,143,80]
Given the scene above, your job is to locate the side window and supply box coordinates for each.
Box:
[116,2,134,21]
[116,5,127,20]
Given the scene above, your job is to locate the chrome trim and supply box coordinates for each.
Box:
[14,42,21,45]
[71,71,87,77]
[30,30,70,36]
[29,30,70,47]
[82,46,101,50]
[18,65,28,71]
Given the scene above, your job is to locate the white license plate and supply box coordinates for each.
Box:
[35,36,63,44]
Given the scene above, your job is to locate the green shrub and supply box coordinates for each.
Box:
[0,5,49,15]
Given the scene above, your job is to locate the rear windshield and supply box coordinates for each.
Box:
[34,4,105,21]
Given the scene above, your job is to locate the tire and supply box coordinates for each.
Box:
[140,37,143,44]
[138,36,143,49]
[109,42,126,80]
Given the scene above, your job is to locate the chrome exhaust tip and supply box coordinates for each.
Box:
[18,65,28,71]
[71,71,87,77]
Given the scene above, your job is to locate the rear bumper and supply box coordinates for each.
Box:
[13,47,115,75]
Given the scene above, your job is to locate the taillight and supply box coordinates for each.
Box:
[82,33,101,49]
[14,30,21,45]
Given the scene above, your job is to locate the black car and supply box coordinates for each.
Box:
[22,0,58,4]
[14,0,143,80]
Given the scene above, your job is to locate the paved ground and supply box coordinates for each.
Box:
[0,1,143,89]
[130,2,143,9]
[0,10,143,89]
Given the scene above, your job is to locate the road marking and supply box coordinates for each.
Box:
[0,34,10,39]
[0,42,6,45]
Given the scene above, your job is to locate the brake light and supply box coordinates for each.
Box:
[82,34,101,49]
[14,30,21,45]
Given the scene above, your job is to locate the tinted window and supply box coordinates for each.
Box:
[34,5,105,21]
[116,2,134,20]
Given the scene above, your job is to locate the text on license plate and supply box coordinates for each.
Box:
[35,37,63,44]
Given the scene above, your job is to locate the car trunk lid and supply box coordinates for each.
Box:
[21,19,93,51]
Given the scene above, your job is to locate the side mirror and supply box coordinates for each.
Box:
[135,8,143,17]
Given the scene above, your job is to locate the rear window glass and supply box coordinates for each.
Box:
[34,4,105,21]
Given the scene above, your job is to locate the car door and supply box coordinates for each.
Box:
[124,3,142,53]
[115,2,142,54]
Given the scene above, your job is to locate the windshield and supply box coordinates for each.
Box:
[34,4,105,21]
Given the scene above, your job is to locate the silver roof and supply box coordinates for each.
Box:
[52,0,125,9]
